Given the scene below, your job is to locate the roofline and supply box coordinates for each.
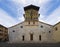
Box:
[9,21,25,28]
[0,24,8,29]
[24,4,40,11]
[53,21,60,27]
[39,21,53,26]
[24,4,40,8]
[9,21,53,28]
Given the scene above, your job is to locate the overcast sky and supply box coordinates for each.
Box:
[0,0,60,27]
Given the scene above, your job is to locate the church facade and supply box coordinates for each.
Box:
[8,5,60,43]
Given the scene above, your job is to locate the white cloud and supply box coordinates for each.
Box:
[18,16,25,22]
[0,0,59,27]
[39,15,48,24]
[12,0,51,6]
[44,6,60,25]
[0,8,17,27]
[12,0,26,5]
[39,0,51,4]
[39,15,45,21]
[13,0,60,25]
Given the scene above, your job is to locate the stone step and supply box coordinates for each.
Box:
[0,42,60,47]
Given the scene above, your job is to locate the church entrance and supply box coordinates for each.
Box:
[30,34,33,41]
[39,35,41,41]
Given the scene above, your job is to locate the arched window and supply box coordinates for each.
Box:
[22,35,24,41]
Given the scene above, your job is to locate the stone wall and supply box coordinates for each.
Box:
[8,21,53,43]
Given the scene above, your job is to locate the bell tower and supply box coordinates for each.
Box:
[23,5,40,25]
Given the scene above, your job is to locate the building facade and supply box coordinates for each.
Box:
[53,22,60,43]
[0,24,8,42]
[8,5,55,43]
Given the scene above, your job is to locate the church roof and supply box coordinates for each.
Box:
[24,5,40,11]
[0,24,8,28]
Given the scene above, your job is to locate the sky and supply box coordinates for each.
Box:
[0,0,60,27]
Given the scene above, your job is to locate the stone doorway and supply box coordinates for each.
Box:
[30,34,33,41]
